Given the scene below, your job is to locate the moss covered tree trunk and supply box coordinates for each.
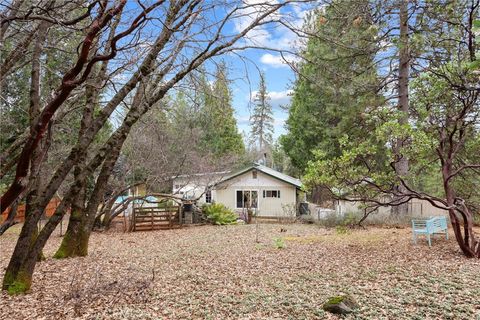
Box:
[54,149,90,259]
[54,81,145,258]
[2,195,73,293]
[53,71,97,259]
[2,205,45,294]
[54,207,90,258]
[2,251,38,295]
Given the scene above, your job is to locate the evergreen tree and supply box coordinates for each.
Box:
[250,72,274,156]
[199,64,245,157]
[281,0,382,173]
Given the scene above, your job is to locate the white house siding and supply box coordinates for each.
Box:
[172,173,225,203]
[336,198,449,218]
[215,171,297,217]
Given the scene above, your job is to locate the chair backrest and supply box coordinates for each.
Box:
[412,216,447,233]
[430,216,447,231]
[412,219,427,229]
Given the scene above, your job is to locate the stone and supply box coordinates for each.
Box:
[322,295,359,315]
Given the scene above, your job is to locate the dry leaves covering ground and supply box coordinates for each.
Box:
[1,224,480,319]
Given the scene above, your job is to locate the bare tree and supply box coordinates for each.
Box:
[1,0,307,293]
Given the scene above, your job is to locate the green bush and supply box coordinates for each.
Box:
[335,225,349,235]
[203,203,237,225]
[273,237,286,249]
[474,213,480,227]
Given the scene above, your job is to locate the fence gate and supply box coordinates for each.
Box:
[131,206,181,232]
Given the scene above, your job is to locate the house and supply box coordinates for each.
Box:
[172,164,303,218]
[172,171,229,203]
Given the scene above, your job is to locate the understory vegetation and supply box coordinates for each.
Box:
[203,203,238,225]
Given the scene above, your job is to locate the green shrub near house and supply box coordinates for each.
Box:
[203,203,237,225]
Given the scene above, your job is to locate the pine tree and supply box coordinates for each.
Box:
[250,72,274,157]
[281,0,382,173]
[199,64,245,157]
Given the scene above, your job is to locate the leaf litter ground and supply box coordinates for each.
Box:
[1,224,479,319]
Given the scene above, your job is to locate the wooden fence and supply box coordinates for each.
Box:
[131,206,181,231]
[1,197,64,223]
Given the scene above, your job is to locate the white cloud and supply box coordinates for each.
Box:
[269,90,293,107]
[260,53,299,68]
[250,89,293,108]
[233,0,279,47]
[260,53,285,68]
[231,1,311,68]
[233,1,306,51]
[237,115,251,126]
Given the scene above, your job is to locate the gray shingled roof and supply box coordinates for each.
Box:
[216,163,302,188]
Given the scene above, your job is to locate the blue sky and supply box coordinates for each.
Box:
[230,55,295,139]
[219,1,309,140]
[113,1,310,139]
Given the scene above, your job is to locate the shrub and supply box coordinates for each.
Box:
[473,213,480,226]
[273,237,286,249]
[203,203,237,225]
[335,225,349,235]
[298,214,315,224]
[157,199,175,208]
[316,211,361,228]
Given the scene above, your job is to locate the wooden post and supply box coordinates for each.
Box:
[178,206,182,227]
[151,208,154,230]
[123,210,127,232]
[132,207,136,232]
[168,208,172,228]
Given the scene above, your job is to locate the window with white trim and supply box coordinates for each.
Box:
[236,190,258,208]
[263,190,281,198]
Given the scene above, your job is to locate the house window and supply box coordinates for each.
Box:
[236,190,258,208]
[252,170,257,179]
[205,190,212,203]
[263,190,281,198]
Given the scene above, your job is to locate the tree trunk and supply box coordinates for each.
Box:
[442,159,479,257]
[2,251,38,295]
[2,186,77,293]
[54,208,89,258]
[55,79,146,257]
[2,208,44,293]
[99,200,116,229]
[0,2,127,211]
[393,0,410,216]
[0,200,20,235]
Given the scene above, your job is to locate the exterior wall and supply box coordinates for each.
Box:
[215,171,297,217]
[172,174,224,203]
[336,198,449,218]
[172,181,206,200]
